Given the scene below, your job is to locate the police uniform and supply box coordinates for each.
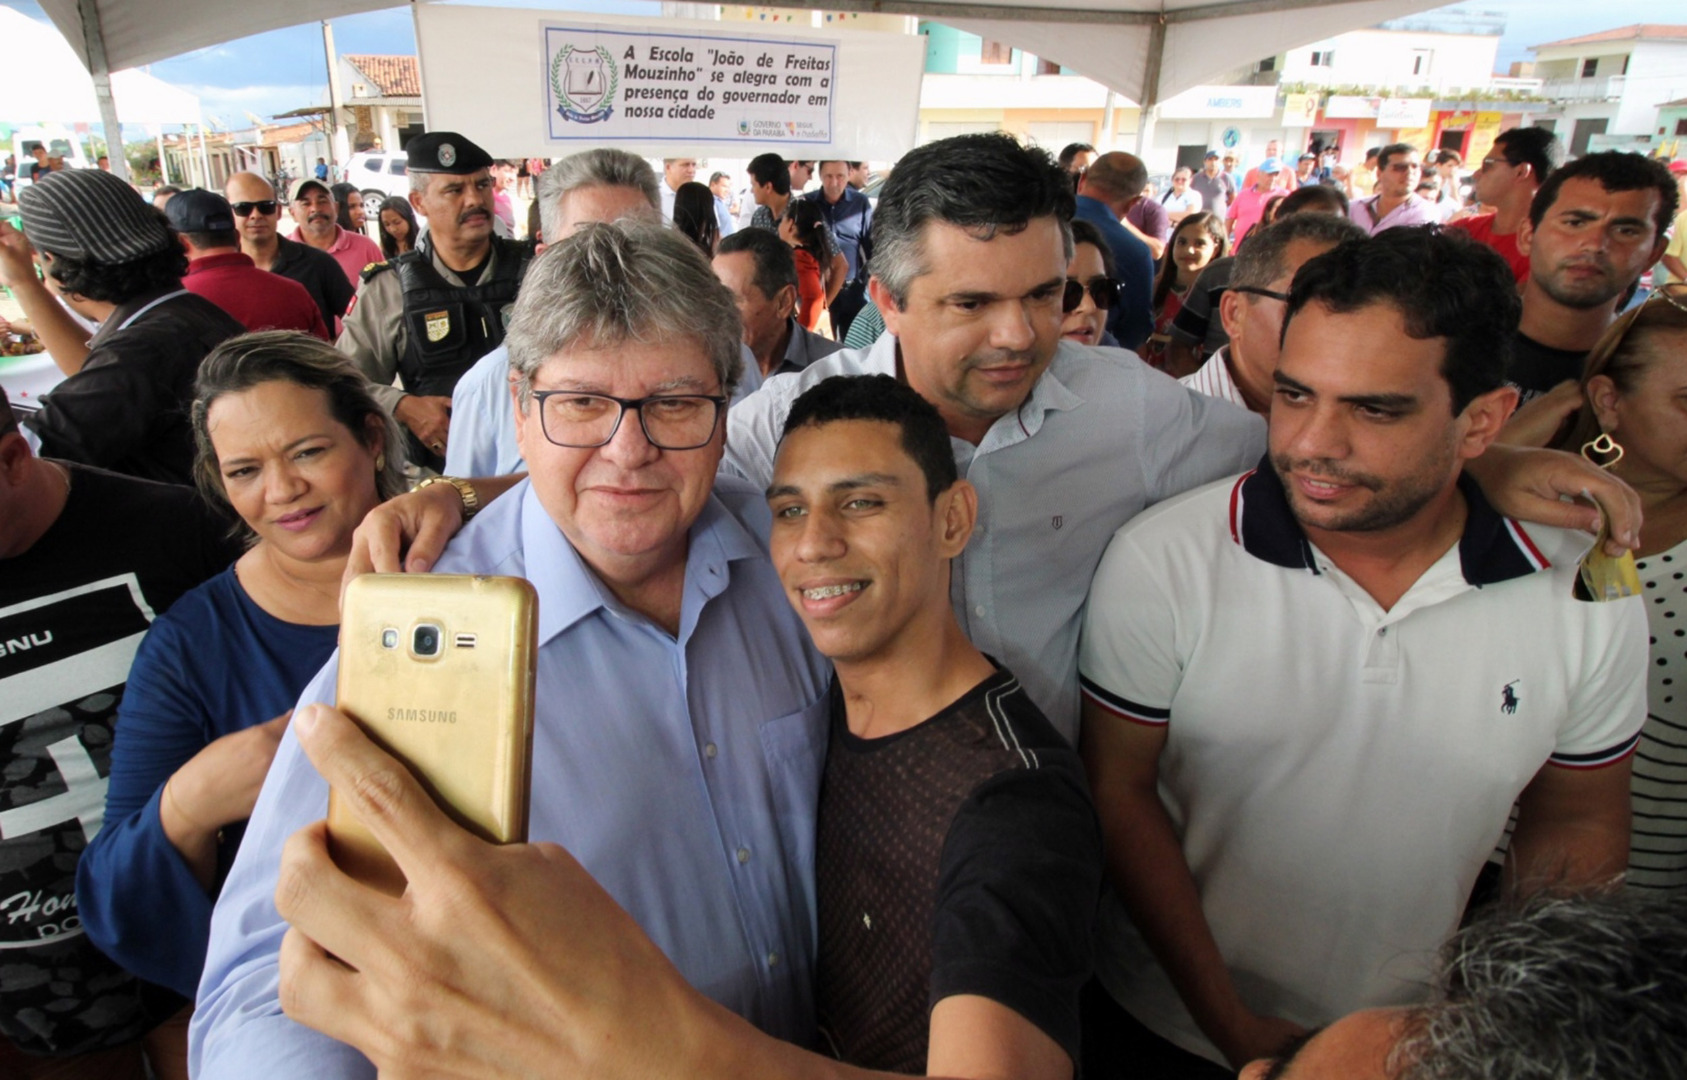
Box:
[336,132,535,468]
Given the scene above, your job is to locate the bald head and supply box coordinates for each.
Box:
[225,172,275,202]
[1080,153,1149,205]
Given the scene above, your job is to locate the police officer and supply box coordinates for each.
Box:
[339,131,535,469]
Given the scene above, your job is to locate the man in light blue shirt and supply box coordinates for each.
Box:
[445,148,759,478]
[729,134,1264,745]
[191,222,830,1078]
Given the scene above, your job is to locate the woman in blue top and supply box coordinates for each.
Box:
[77,331,403,1000]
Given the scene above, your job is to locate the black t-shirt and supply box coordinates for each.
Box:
[815,667,1101,1074]
[1507,330,1587,405]
[0,464,237,1055]
[272,236,355,328]
[22,289,244,485]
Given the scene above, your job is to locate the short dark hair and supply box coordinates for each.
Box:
[1277,182,1350,218]
[718,227,798,302]
[708,171,728,185]
[1433,149,1463,167]
[1284,227,1519,414]
[1529,150,1678,241]
[183,230,238,251]
[1376,142,1416,171]
[44,239,188,303]
[781,374,957,502]
[747,153,791,197]
[1057,142,1095,169]
[153,184,182,198]
[1490,125,1557,187]
[1231,212,1368,291]
[872,133,1075,307]
[1068,218,1117,279]
[1083,152,1149,201]
[1364,147,1381,163]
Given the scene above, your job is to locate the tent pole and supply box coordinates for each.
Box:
[156,133,169,183]
[76,0,130,182]
[1133,14,1165,157]
[197,123,212,187]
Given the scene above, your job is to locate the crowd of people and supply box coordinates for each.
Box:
[1,121,1685,1080]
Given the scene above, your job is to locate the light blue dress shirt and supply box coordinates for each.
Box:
[725,332,1265,744]
[444,343,764,478]
[189,478,831,1079]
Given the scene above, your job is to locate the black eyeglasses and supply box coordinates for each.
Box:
[1229,285,1291,303]
[230,200,278,217]
[1064,276,1124,313]
[530,391,727,450]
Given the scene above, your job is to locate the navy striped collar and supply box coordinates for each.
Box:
[1229,456,1548,586]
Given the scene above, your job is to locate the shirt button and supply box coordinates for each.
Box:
[974,605,986,618]
[704,742,718,759]
[767,952,780,967]
[737,847,750,864]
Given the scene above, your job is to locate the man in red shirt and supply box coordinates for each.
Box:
[1449,126,1557,284]
[167,189,330,339]
[288,178,384,289]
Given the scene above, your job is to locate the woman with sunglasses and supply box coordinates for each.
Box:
[1141,211,1227,374]
[1503,286,1687,892]
[1061,219,1124,349]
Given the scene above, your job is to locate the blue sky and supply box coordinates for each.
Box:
[6,0,1687,131]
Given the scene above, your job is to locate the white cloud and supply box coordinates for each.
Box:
[175,82,326,127]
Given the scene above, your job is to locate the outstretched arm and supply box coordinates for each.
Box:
[278,705,1068,1080]
[1465,442,1640,556]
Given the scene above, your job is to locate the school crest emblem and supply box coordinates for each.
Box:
[551,44,617,125]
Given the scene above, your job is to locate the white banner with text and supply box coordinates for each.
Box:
[415,6,923,159]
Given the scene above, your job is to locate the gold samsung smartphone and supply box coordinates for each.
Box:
[327,573,538,895]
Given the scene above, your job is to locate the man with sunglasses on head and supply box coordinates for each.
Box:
[1448,127,1556,284]
[1349,144,1439,235]
[224,172,353,336]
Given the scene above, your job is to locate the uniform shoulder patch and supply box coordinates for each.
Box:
[360,260,393,283]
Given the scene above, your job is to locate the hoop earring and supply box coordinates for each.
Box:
[1581,431,1624,469]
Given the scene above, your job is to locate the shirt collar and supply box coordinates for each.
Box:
[773,317,819,376]
[187,251,255,274]
[1230,455,1548,586]
[518,480,766,647]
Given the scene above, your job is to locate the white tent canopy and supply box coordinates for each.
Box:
[0,6,201,126]
[30,0,1450,175]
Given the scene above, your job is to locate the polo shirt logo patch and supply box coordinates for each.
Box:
[1501,680,1520,715]
[424,311,451,342]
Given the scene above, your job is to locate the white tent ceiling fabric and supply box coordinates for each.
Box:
[29,0,1447,121]
[0,5,201,124]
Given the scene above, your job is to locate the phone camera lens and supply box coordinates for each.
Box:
[412,624,441,657]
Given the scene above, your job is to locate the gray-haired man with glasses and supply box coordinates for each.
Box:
[190,221,833,1079]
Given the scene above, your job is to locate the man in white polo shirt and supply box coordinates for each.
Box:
[1181,214,1366,414]
[1079,228,1647,1079]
